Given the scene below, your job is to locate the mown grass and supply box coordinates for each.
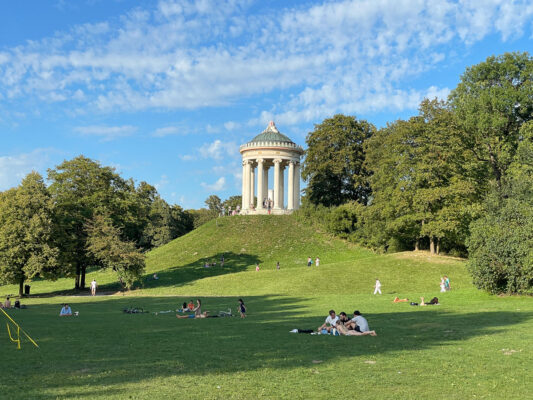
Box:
[0,216,531,399]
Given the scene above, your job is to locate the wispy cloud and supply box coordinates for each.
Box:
[0,0,531,123]
[74,125,137,141]
[198,140,237,160]
[201,176,226,191]
[0,149,56,190]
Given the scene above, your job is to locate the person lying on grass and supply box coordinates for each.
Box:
[335,320,377,336]
[177,299,209,318]
[318,310,339,333]
[393,297,409,303]
[59,304,72,316]
[420,297,439,306]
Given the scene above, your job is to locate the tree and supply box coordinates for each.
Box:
[205,195,222,216]
[0,172,60,295]
[365,100,476,254]
[467,121,533,294]
[85,214,145,289]
[302,114,376,207]
[449,52,533,187]
[222,195,242,211]
[47,156,130,290]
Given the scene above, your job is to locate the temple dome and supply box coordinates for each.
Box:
[248,121,294,144]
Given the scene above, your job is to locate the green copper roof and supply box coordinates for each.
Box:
[249,122,294,144]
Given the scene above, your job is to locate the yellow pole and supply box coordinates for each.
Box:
[0,308,39,349]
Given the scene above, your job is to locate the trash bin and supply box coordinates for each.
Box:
[24,285,30,295]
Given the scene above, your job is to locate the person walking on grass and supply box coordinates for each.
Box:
[374,278,382,295]
[90,279,98,296]
[238,299,246,318]
[315,257,320,267]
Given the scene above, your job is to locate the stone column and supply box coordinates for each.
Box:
[257,159,264,209]
[243,160,251,210]
[294,162,301,209]
[250,165,255,209]
[288,161,295,210]
[280,164,285,209]
[241,161,247,210]
[263,165,269,205]
[273,159,281,209]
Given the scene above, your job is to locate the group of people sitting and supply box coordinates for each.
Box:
[292,310,377,336]
[1,296,23,309]
[175,299,246,319]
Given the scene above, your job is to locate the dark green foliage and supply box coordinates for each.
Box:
[86,214,145,289]
[302,114,376,207]
[0,172,60,295]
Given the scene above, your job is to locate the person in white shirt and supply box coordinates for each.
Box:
[60,304,72,317]
[315,257,320,267]
[317,310,339,333]
[90,279,97,296]
[374,278,382,295]
[345,310,377,336]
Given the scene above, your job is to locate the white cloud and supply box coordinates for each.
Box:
[152,126,182,137]
[198,139,237,160]
[0,149,54,190]
[0,0,531,121]
[74,125,137,141]
[201,176,226,191]
[179,154,195,161]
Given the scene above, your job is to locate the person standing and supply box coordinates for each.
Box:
[90,279,98,296]
[255,263,260,272]
[374,278,382,295]
[238,299,246,318]
[315,257,320,267]
[440,277,446,292]
[307,257,312,267]
[276,261,280,270]
[444,276,451,291]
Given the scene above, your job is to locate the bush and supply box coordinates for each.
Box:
[467,196,533,295]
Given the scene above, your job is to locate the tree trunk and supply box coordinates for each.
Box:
[415,239,420,251]
[436,238,440,255]
[80,265,87,289]
[74,262,80,290]
[489,152,502,187]
[19,278,24,297]
[430,237,435,254]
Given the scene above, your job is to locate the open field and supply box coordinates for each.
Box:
[1,216,532,399]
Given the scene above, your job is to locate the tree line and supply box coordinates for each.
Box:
[0,156,194,295]
[299,52,532,294]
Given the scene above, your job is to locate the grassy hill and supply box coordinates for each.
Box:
[0,215,531,399]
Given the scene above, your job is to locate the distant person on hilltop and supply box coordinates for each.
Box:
[444,276,451,291]
[315,257,320,267]
[440,277,446,292]
[276,261,280,270]
[256,263,260,272]
[374,279,382,295]
[307,257,312,267]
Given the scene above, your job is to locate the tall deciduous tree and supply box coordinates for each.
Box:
[302,114,375,207]
[47,156,129,290]
[85,214,145,289]
[449,51,533,187]
[0,172,60,295]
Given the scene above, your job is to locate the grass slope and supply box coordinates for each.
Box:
[0,216,531,399]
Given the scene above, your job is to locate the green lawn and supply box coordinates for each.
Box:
[0,216,531,399]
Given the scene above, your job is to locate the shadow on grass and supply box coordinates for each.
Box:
[25,251,261,298]
[1,295,531,399]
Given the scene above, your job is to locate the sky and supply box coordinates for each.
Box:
[0,0,532,209]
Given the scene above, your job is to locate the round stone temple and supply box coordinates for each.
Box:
[239,122,304,214]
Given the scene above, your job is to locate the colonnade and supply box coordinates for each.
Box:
[241,158,300,211]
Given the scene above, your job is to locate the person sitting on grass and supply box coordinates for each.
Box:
[187,300,195,311]
[60,304,72,317]
[177,299,209,319]
[339,312,350,325]
[420,297,439,306]
[335,320,377,336]
[344,311,377,336]
[177,302,189,312]
[318,310,339,333]
[393,297,409,303]
[1,297,11,308]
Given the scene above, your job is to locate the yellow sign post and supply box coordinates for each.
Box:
[0,308,39,350]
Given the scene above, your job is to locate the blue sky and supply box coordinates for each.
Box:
[1,0,532,209]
